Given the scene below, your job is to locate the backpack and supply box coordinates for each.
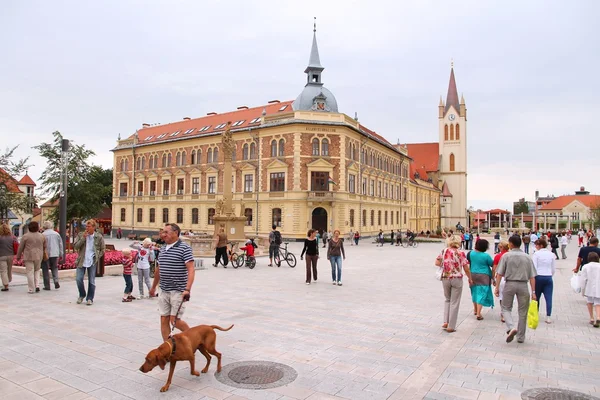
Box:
[251,239,258,249]
[273,230,282,245]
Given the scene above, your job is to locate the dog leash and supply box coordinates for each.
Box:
[168,296,186,338]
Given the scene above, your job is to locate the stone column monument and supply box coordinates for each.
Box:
[213,122,247,240]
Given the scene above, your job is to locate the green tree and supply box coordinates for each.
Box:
[513,200,529,214]
[0,146,33,221]
[34,132,112,222]
[591,203,600,229]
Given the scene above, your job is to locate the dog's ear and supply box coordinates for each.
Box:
[156,354,166,370]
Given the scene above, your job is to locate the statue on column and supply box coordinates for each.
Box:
[222,122,235,161]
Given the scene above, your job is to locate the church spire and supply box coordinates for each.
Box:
[445,63,460,114]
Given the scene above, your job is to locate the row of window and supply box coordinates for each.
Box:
[444,123,460,141]
[348,209,408,228]
[120,207,284,228]
[351,175,408,200]
[119,174,256,197]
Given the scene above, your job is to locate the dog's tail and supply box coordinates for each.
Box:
[211,324,234,332]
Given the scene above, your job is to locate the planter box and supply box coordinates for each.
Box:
[12,264,126,279]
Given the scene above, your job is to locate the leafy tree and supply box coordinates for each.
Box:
[513,200,529,214]
[0,146,33,221]
[34,132,112,222]
[591,203,600,230]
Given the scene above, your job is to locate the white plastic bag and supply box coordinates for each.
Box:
[435,267,443,281]
[571,274,581,294]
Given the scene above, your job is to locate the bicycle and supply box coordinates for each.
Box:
[214,242,239,268]
[274,242,297,268]
[234,250,256,269]
[402,238,419,248]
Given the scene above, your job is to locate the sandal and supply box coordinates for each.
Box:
[442,323,448,329]
[477,316,484,321]
[127,295,136,300]
[445,328,456,333]
[1,287,8,291]
[122,298,132,302]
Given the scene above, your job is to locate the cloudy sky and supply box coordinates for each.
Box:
[1,0,598,210]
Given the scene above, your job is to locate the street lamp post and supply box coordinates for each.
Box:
[59,139,70,254]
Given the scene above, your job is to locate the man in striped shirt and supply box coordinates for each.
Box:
[149,223,195,341]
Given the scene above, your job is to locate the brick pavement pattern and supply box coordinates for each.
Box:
[1,239,599,400]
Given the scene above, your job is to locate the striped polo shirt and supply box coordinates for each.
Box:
[157,240,194,292]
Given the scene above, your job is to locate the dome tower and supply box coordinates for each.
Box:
[292,19,339,113]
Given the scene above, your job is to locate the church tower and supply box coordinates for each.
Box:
[438,64,467,229]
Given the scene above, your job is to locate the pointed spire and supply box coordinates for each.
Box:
[305,17,323,73]
[460,93,465,104]
[445,62,460,113]
[354,111,358,121]
[439,96,444,106]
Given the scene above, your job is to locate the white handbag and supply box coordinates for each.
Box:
[435,249,446,281]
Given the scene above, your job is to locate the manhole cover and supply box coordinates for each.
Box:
[215,361,297,389]
[522,388,600,400]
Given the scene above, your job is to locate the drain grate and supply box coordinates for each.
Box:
[522,388,600,400]
[215,361,297,389]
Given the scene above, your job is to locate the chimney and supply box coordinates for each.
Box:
[268,100,280,104]
[142,123,150,128]
[206,112,217,116]
[237,106,249,110]
[183,117,191,121]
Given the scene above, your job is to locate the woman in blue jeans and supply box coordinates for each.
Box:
[327,230,346,286]
[531,238,555,324]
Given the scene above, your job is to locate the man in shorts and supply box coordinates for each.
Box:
[149,223,195,341]
[268,225,280,267]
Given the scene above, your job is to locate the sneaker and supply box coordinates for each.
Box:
[337,281,342,286]
[77,297,84,304]
[306,282,310,285]
[506,329,517,343]
[546,316,552,324]
[332,281,337,285]
[137,296,144,300]
[86,300,93,306]
[35,287,40,292]
[43,287,51,291]
[212,263,217,268]
[517,339,524,344]
[55,282,60,289]
[594,320,600,328]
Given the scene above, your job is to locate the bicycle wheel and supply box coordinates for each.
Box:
[231,253,240,268]
[248,257,256,269]
[275,251,282,267]
[412,242,419,248]
[402,241,408,248]
[285,253,297,268]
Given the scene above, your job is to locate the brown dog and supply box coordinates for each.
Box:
[139,324,233,392]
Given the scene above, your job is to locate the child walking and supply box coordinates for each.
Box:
[121,249,134,302]
[130,238,155,299]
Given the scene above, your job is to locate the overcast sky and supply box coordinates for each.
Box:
[1,0,598,210]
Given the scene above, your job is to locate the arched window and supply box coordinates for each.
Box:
[120,159,124,172]
[271,140,277,157]
[120,208,126,222]
[350,209,355,227]
[312,138,320,156]
[191,150,196,165]
[321,139,329,156]
[385,211,388,225]
[192,208,199,224]
[213,147,218,162]
[390,210,394,225]
[181,151,186,165]
[244,208,253,226]
[141,156,145,170]
[242,144,249,160]
[149,208,155,223]
[207,148,213,163]
[167,153,172,167]
[162,208,169,223]
[450,153,455,172]
[136,157,141,171]
[176,152,181,166]
[378,210,382,226]
[176,208,183,224]
[456,124,460,140]
[278,139,285,157]
[162,154,167,167]
[196,150,201,164]
[362,209,367,226]
[250,142,256,159]
[361,149,365,164]
[137,208,143,223]
[207,208,215,225]
[272,208,282,227]
[370,210,375,226]
[444,124,449,141]
[450,124,455,140]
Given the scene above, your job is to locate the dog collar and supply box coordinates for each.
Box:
[165,337,177,360]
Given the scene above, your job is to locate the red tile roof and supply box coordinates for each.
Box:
[540,195,600,210]
[484,209,510,214]
[0,168,23,193]
[403,143,439,180]
[358,124,393,148]
[18,173,36,186]
[133,101,294,144]
[40,199,59,207]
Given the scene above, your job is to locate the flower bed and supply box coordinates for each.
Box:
[12,250,134,270]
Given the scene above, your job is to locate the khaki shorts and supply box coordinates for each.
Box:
[158,291,186,317]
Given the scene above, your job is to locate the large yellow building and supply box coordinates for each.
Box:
[111,28,443,239]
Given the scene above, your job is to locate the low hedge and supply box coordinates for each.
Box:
[12,250,134,270]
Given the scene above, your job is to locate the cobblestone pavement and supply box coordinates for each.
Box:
[1,237,598,400]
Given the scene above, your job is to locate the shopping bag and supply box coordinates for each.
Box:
[570,274,581,294]
[527,300,539,329]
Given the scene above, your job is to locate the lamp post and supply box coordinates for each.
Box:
[59,139,70,254]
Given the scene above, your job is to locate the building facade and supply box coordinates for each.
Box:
[111,28,414,239]
[0,169,36,236]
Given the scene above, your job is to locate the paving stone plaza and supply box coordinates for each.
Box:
[1,238,599,400]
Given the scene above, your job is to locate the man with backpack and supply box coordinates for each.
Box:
[268,225,282,267]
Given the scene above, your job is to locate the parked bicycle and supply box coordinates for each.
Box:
[274,242,297,267]
[402,237,419,248]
